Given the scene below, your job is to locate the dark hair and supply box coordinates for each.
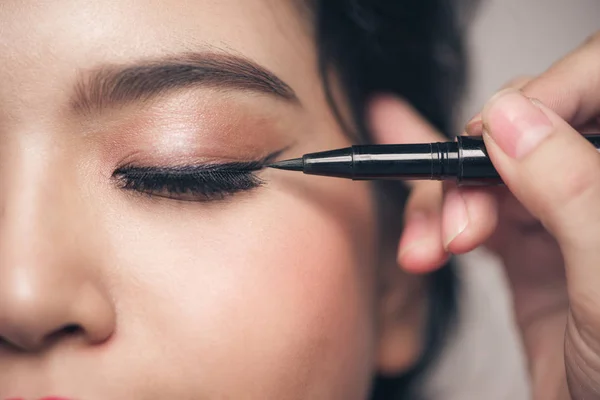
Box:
[314,1,468,398]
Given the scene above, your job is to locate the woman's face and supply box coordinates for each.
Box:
[0,1,424,398]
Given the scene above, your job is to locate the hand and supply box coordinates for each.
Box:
[369,31,600,399]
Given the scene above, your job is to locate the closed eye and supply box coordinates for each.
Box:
[112,151,282,202]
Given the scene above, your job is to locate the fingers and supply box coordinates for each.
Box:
[445,76,534,253]
[398,181,448,273]
[442,183,499,254]
[465,75,534,135]
[502,75,536,90]
[468,31,600,134]
[369,95,448,272]
[458,32,600,260]
[444,74,532,253]
[520,31,600,126]
[481,89,600,313]
[368,95,499,271]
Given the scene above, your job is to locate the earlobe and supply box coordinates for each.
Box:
[375,265,428,375]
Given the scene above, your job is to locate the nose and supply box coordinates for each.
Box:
[0,269,116,351]
[0,159,116,352]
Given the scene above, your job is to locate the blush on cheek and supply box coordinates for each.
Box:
[183,207,377,398]
[269,225,377,397]
[101,172,378,398]
[187,182,379,397]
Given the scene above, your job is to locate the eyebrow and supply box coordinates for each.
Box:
[70,52,300,114]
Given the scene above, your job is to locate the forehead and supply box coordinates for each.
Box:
[0,0,313,106]
[0,0,307,51]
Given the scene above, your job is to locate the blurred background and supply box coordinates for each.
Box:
[464,0,600,118]
[424,1,600,399]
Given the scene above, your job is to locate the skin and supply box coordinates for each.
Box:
[0,1,426,398]
[373,32,600,400]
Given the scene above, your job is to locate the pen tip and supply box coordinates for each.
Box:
[268,158,304,171]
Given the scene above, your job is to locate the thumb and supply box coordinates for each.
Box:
[481,88,600,317]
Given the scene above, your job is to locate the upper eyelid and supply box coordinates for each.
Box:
[112,148,286,176]
[115,161,259,174]
[112,161,265,179]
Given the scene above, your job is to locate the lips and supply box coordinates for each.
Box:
[40,398,72,400]
[4,397,72,400]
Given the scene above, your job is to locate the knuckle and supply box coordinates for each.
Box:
[502,75,534,90]
[408,182,442,205]
[405,182,442,213]
[571,291,600,324]
[544,156,600,221]
[562,163,598,201]
[569,290,600,348]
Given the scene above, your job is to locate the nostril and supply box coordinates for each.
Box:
[62,324,81,335]
[44,323,83,345]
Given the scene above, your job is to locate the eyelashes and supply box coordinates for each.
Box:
[113,163,263,202]
[112,152,281,202]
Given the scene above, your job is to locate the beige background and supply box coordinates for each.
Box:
[425,1,599,399]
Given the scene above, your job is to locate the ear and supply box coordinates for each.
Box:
[375,260,428,374]
[368,95,451,274]
[368,94,444,145]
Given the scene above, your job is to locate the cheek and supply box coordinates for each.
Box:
[99,177,379,398]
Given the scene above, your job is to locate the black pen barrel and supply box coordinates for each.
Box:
[454,136,501,185]
[299,134,600,184]
[350,142,459,180]
[302,148,354,178]
[350,137,496,183]
[451,134,600,184]
[302,142,463,181]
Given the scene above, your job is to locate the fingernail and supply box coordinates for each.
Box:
[482,89,554,159]
[465,116,483,136]
[443,189,469,249]
[398,212,432,258]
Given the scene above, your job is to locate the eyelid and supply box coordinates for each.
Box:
[114,148,286,173]
[112,165,263,202]
[111,149,285,202]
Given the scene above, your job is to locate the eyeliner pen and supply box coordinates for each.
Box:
[268,135,600,185]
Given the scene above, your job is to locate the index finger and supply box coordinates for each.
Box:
[521,31,600,126]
